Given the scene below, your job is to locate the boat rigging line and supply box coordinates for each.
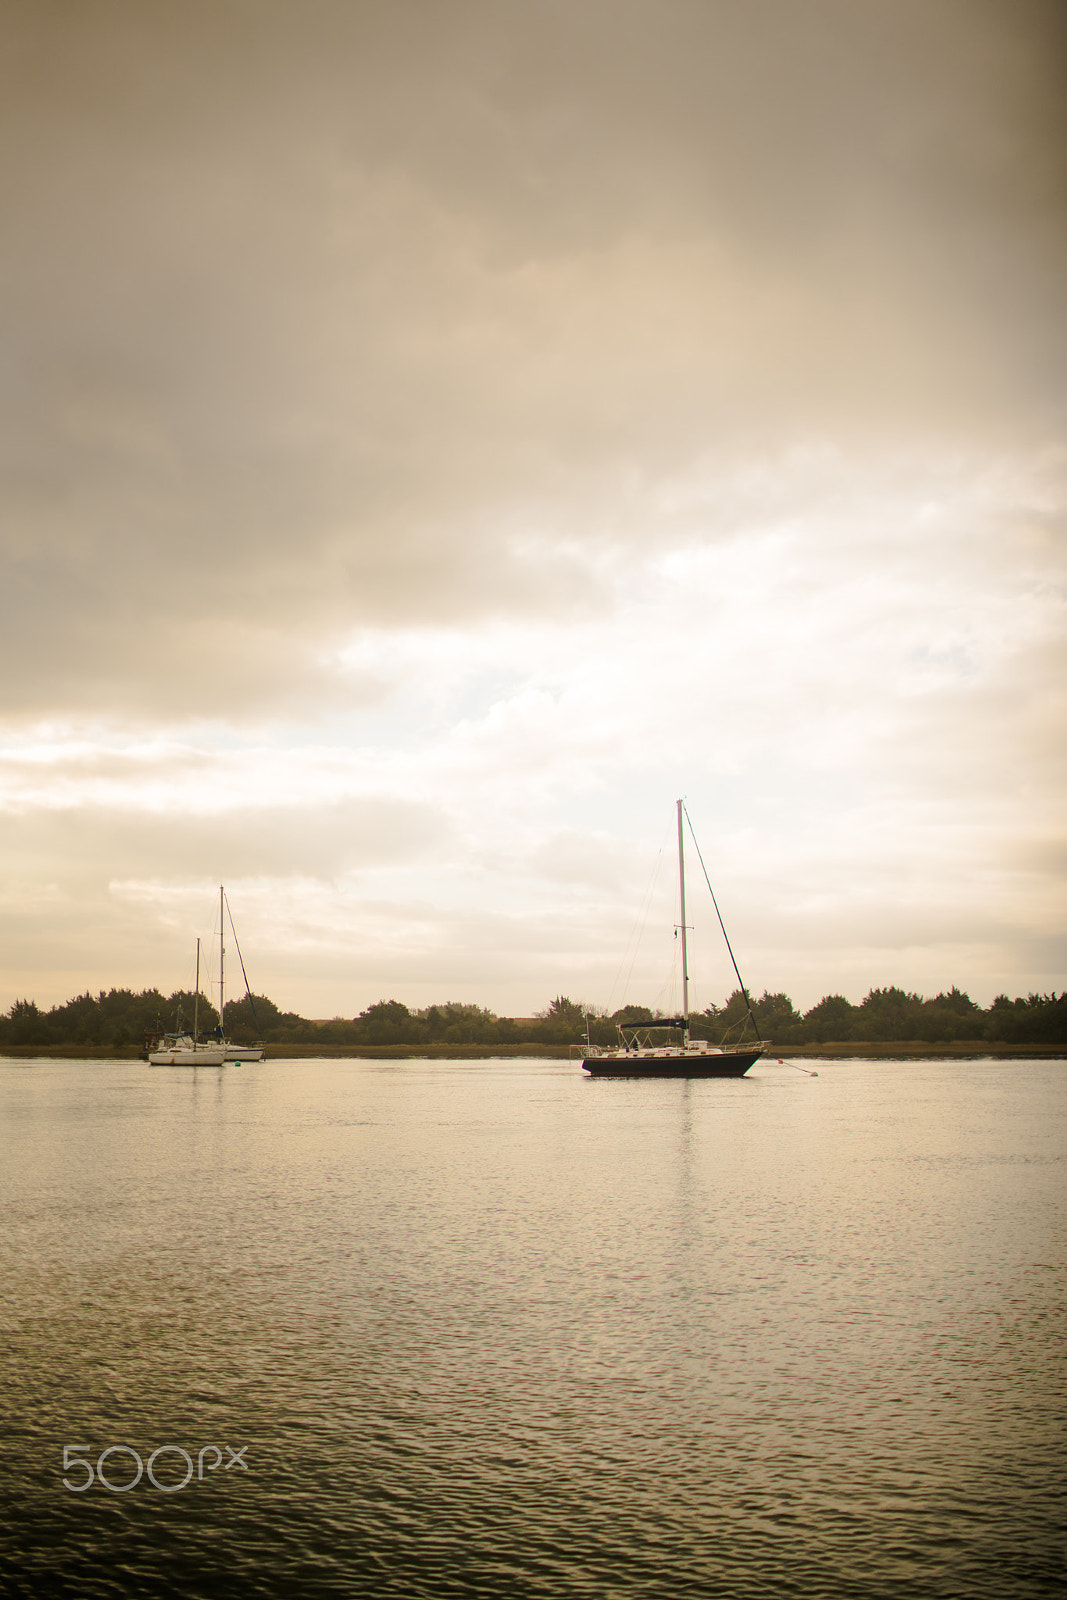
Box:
[224,892,260,1029]
[776,1057,819,1077]
[605,833,669,1018]
[681,801,763,1046]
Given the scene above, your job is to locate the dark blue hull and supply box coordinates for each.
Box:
[582,1048,762,1078]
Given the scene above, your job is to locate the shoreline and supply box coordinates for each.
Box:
[779,1041,1066,1059]
[0,1041,1063,1061]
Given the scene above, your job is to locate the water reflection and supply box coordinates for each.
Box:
[0,1056,1062,1599]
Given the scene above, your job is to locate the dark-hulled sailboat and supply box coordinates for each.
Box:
[581,801,765,1078]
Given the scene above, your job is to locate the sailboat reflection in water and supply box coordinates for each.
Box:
[581,801,765,1078]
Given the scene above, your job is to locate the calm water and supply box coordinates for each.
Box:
[0,1054,1062,1598]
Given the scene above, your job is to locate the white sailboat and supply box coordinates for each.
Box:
[148,938,228,1066]
[581,800,765,1077]
[146,890,266,1065]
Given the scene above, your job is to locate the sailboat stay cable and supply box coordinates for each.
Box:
[606,836,668,1017]
[653,934,683,1020]
[224,893,260,1029]
[681,803,763,1045]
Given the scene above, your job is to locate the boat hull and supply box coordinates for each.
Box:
[149,1047,228,1066]
[582,1048,761,1078]
[223,1045,265,1061]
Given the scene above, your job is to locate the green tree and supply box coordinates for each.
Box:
[752,990,801,1042]
[986,992,1067,1044]
[222,992,281,1041]
[538,996,587,1043]
[802,994,856,1042]
[931,986,978,1015]
[436,1002,498,1044]
[356,999,416,1045]
[857,987,924,1040]
[5,999,53,1047]
[612,1004,655,1025]
[916,991,985,1042]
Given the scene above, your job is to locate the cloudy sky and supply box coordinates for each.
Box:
[1,0,1064,1020]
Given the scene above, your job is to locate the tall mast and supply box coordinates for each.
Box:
[677,798,689,1028]
[219,885,225,1038]
[194,938,200,1049]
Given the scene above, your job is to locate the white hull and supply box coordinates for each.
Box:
[149,1045,228,1066]
[223,1044,264,1061]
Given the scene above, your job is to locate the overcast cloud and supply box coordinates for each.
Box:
[1,0,1064,1017]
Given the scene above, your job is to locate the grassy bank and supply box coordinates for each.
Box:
[254,1043,577,1059]
[776,1041,1067,1059]
[1,1041,1064,1061]
[0,1042,576,1060]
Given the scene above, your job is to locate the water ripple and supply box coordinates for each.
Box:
[0,1055,1063,1597]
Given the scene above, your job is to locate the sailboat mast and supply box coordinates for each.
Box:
[219,885,225,1038]
[677,798,689,1027]
[194,938,200,1049]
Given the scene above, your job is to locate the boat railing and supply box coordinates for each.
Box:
[719,1014,763,1050]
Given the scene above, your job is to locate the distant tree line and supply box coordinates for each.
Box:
[695,985,1067,1046]
[0,984,1064,1050]
[1,989,220,1050]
